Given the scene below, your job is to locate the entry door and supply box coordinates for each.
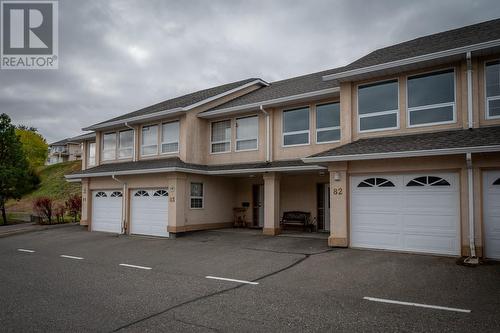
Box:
[130,189,169,237]
[483,171,500,260]
[253,184,264,227]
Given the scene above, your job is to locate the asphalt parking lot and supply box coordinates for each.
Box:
[0,226,499,332]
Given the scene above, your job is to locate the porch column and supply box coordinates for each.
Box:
[263,172,281,235]
[328,162,348,247]
[167,173,187,235]
[80,178,90,227]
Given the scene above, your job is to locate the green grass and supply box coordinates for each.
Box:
[5,160,82,214]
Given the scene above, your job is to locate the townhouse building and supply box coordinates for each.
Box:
[66,18,500,259]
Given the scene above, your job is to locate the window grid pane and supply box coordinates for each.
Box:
[103,133,116,160]
[118,130,133,158]
[316,103,340,128]
[358,80,398,115]
[88,142,96,166]
[141,125,158,155]
[283,108,309,133]
[162,121,179,153]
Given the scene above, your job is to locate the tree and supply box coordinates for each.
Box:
[15,127,48,169]
[65,194,81,222]
[0,114,34,225]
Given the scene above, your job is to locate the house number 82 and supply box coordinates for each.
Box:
[332,187,343,195]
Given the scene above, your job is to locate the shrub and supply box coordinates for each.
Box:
[55,203,66,224]
[65,194,81,223]
[33,197,53,224]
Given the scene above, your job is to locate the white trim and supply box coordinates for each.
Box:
[485,59,500,120]
[357,79,400,133]
[302,144,500,163]
[82,79,268,131]
[198,87,341,119]
[282,107,311,147]
[322,38,500,81]
[406,68,457,128]
[65,164,326,179]
[235,115,259,152]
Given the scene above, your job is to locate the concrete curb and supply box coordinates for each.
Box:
[0,223,80,238]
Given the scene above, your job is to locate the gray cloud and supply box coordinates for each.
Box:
[2,0,499,142]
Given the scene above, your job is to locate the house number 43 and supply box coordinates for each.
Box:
[332,187,343,195]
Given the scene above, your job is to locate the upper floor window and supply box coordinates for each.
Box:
[358,80,399,132]
[102,132,116,161]
[485,60,500,119]
[236,116,258,151]
[316,102,340,143]
[118,130,133,159]
[283,107,309,146]
[87,142,96,167]
[141,125,158,156]
[407,69,455,127]
[161,121,179,154]
[211,120,231,153]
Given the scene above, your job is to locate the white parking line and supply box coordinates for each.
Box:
[119,263,152,270]
[17,249,35,253]
[363,296,471,313]
[60,255,84,260]
[205,276,259,285]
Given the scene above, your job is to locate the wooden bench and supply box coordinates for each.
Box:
[280,211,313,232]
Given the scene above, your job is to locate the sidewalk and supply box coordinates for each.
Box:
[0,222,79,238]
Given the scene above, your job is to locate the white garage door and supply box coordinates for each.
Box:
[483,171,500,260]
[92,190,123,233]
[130,189,169,237]
[350,173,460,256]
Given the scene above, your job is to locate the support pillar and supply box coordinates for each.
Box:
[167,173,187,234]
[328,162,348,247]
[263,172,281,235]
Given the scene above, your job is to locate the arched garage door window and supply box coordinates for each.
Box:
[493,178,500,185]
[95,191,107,197]
[407,176,450,187]
[357,177,395,188]
[134,190,149,197]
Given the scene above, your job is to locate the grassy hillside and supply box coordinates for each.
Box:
[6,160,82,214]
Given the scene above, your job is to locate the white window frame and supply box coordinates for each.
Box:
[102,132,117,161]
[190,182,204,209]
[282,107,310,147]
[406,68,457,128]
[141,124,159,157]
[484,59,500,120]
[210,119,232,154]
[161,120,180,155]
[357,78,400,134]
[87,142,96,167]
[118,129,134,160]
[235,115,259,152]
[315,102,341,144]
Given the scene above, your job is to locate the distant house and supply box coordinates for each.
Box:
[47,133,96,165]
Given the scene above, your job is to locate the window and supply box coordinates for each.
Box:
[407,69,455,126]
[493,178,500,186]
[236,116,258,151]
[110,191,122,197]
[358,80,399,132]
[95,191,107,197]
[153,190,168,197]
[316,103,340,143]
[485,60,500,119]
[141,125,158,156]
[102,133,116,160]
[161,121,179,154]
[283,107,310,146]
[190,183,203,208]
[87,142,96,167]
[211,120,231,153]
[407,176,450,187]
[357,178,395,188]
[118,130,133,159]
[134,190,149,197]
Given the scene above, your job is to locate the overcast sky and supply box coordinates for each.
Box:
[2,0,500,142]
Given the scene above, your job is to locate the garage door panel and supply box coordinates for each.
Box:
[351,173,460,256]
[484,171,500,259]
[92,191,122,234]
[130,189,169,238]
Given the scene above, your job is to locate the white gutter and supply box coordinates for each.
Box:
[65,164,326,179]
[124,122,136,162]
[111,174,127,235]
[323,38,500,81]
[260,105,271,162]
[302,145,500,163]
[466,52,474,129]
[82,79,268,131]
[465,153,478,263]
[198,87,340,118]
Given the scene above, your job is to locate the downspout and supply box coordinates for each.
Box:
[124,122,136,162]
[112,174,127,235]
[260,105,271,162]
[466,52,473,129]
[465,153,478,264]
